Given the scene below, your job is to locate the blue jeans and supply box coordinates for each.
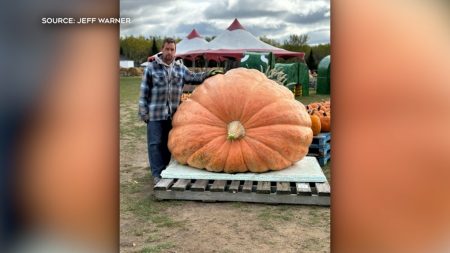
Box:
[147,120,172,178]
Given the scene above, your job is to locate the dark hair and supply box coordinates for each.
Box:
[162,37,176,48]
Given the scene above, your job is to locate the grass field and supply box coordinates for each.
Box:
[120,76,331,253]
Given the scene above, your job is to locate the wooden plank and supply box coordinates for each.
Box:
[256,181,271,194]
[296,183,312,196]
[190,179,208,192]
[154,178,174,190]
[276,182,291,194]
[242,181,253,193]
[154,191,330,206]
[210,180,227,192]
[316,182,331,196]
[309,143,330,149]
[171,179,191,191]
[228,180,240,193]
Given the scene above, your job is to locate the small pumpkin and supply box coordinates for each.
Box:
[309,109,322,136]
[168,68,313,173]
[309,103,320,109]
[319,112,331,132]
[312,109,321,117]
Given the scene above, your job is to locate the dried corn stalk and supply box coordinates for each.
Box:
[264,67,287,85]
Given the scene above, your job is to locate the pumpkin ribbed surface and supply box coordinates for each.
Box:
[168,68,313,173]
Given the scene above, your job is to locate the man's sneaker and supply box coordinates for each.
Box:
[153,177,161,185]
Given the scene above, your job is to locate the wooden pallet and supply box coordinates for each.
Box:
[308,145,331,166]
[315,153,331,166]
[309,133,331,166]
[311,132,331,146]
[154,179,330,206]
[308,143,331,157]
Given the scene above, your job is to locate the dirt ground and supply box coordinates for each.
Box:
[120,77,330,253]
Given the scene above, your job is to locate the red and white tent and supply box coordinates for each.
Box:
[176,29,209,54]
[207,19,279,50]
[146,29,208,63]
[177,19,304,62]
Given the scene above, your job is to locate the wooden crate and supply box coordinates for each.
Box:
[311,132,331,147]
[308,143,331,157]
[309,132,331,166]
[154,179,330,206]
[317,154,331,166]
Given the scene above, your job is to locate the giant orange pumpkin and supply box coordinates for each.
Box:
[168,68,313,173]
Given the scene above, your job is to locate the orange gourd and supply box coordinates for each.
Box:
[168,68,313,173]
[309,103,319,109]
[319,112,331,132]
[308,109,322,136]
[309,110,322,136]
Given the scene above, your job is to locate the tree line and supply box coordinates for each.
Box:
[120,34,330,71]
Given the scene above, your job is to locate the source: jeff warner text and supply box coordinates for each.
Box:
[41,17,131,24]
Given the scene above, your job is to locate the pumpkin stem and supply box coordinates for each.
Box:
[227,121,245,141]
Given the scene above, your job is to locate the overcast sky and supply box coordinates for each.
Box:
[120,0,330,45]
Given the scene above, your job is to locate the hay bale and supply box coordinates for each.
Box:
[135,67,143,76]
[120,67,129,77]
[128,67,143,76]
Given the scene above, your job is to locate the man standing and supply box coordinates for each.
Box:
[138,38,221,184]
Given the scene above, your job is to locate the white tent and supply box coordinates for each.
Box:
[207,19,279,50]
[143,29,207,63]
[177,19,304,61]
[176,29,209,55]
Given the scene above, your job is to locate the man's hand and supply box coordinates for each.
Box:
[206,69,224,78]
[140,114,149,124]
[139,107,149,123]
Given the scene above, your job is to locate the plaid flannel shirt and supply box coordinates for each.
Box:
[139,55,207,121]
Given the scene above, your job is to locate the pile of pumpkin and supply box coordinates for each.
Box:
[306,101,331,136]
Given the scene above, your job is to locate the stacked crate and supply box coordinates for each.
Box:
[308,132,331,166]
